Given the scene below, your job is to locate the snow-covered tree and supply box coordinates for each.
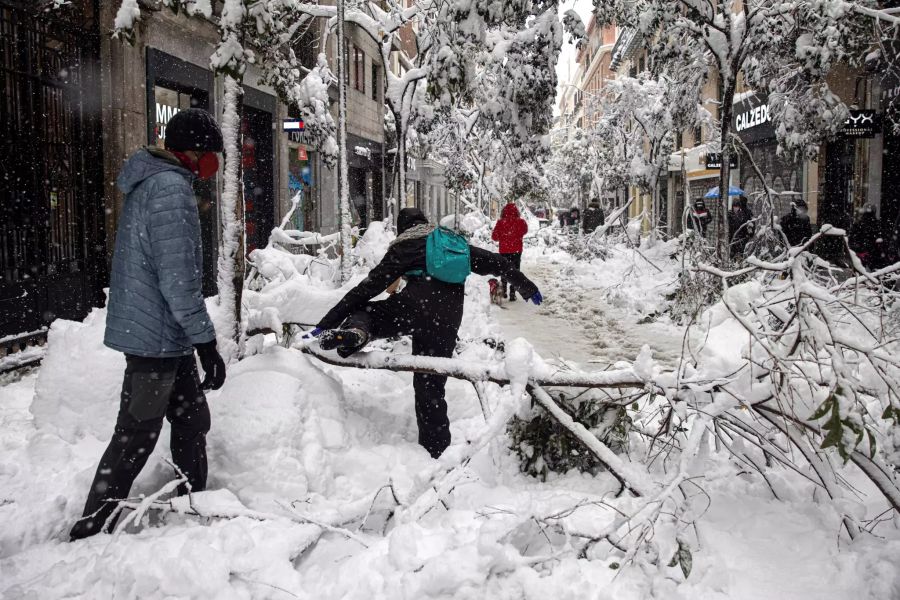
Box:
[112,0,338,351]
[592,71,710,240]
[587,0,900,261]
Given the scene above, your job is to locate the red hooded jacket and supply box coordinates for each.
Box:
[492,203,528,254]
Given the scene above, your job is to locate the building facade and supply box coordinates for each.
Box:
[1,1,297,349]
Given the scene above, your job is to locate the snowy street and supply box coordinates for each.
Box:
[3,0,900,597]
[498,255,686,369]
[3,230,899,599]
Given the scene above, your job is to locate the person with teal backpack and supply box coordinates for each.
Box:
[312,208,542,458]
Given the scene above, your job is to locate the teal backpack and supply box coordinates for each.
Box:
[408,227,471,283]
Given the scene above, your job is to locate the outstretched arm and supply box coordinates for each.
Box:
[470,246,539,300]
[317,244,417,329]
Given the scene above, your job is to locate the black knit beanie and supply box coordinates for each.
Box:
[164,108,224,152]
[397,207,429,234]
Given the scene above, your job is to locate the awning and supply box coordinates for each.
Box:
[668,143,710,173]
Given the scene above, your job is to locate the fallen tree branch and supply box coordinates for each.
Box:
[300,343,652,390]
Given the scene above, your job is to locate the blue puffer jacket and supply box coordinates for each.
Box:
[104,148,216,357]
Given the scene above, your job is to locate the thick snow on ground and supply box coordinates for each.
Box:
[496,240,687,369]
[2,233,899,599]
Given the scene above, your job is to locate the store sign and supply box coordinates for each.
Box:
[840,110,880,139]
[704,153,738,169]
[155,102,180,140]
[288,130,316,145]
[283,119,305,131]
[733,95,776,145]
[735,103,770,132]
[881,39,900,110]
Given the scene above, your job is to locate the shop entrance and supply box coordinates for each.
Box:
[242,104,275,254]
[881,130,900,231]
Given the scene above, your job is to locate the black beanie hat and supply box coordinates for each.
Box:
[397,207,429,234]
[164,108,224,152]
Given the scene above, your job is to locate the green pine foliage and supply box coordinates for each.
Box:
[508,389,631,480]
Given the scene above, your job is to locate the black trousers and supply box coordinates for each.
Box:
[343,297,457,458]
[500,252,522,299]
[70,354,210,540]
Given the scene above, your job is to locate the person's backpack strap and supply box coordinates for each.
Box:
[425,227,471,284]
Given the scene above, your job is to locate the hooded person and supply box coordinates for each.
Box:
[569,206,581,230]
[582,200,605,234]
[311,208,542,458]
[779,199,813,247]
[491,203,529,300]
[69,108,226,541]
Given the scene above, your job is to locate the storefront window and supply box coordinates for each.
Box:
[288,142,315,232]
[153,85,200,146]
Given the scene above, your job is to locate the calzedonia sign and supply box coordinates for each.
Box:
[705,153,738,170]
[732,94,776,145]
[735,103,770,132]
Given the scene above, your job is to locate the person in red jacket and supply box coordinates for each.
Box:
[491,202,529,300]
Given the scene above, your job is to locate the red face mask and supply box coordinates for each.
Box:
[172,151,219,180]
[196,152,219,180]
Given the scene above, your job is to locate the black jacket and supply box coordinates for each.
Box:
[317,237,539,331]
[688,209,711,236]
[582,205,605,233]
[780,210,812,247]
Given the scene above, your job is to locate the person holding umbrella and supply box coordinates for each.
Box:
[704,186,753,258]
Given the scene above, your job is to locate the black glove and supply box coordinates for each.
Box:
[194,340,226,390]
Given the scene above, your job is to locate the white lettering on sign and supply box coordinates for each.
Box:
[735,103,770,132]
[155,103,180,140]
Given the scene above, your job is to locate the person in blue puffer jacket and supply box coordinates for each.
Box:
[70,109,227,541]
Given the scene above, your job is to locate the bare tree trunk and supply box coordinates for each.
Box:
[717,81,737,263]
[398,108,408,211]
[217,75,245,350]
[336,0,352,282]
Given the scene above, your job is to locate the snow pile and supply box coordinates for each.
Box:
[528,236,680,321]
[4,224,900,599]
[209,347,348,506]
[31,307,124,443]
[245,220,395,332]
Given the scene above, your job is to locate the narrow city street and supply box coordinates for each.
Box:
[494,255,687,370]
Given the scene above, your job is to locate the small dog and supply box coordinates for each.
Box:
[488,278,504,306]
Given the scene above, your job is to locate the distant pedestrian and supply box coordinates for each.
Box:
[779,199,813,247]
[582,200,605,234]
[569,206,581,232]
[492,203,529,300]
[70,109,227,541]
[687,199,711,237]
[728,196,754,258]
[557,208,569,228]
[850,205,890,270]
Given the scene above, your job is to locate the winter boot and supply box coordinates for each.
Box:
[319,328,369,358]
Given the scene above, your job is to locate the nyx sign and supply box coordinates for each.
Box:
[840,110,880,139]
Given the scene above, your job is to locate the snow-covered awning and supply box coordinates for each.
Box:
[668,142,712,173]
